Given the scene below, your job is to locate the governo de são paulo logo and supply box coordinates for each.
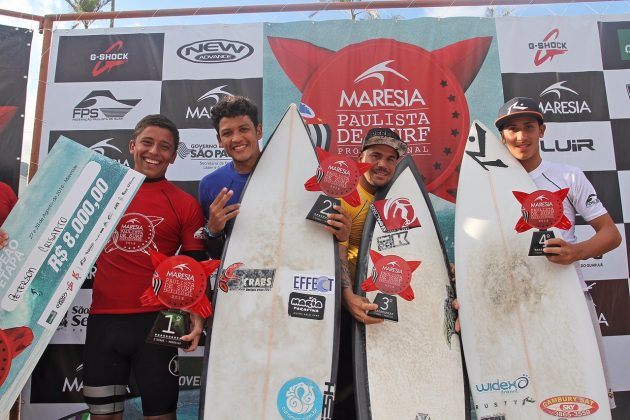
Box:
[277,377,323,420]
[269,36,492,203]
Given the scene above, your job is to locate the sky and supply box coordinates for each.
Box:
[0,0,629,172]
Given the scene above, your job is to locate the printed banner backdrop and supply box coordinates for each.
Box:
[26,23,263,420]
[27,14,630,420]
[0,24,32,195]
[496,15,630,416]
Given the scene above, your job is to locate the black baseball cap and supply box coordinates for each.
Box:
[361,128,407,157]
[495,97,544,130]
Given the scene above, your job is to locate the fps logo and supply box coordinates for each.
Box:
[72,90,140,121]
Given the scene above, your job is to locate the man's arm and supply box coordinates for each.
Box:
[543,213,622,265]
[339,243,383,325]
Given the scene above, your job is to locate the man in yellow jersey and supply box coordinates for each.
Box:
[335,128,408,418]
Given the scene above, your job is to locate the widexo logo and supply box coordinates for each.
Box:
[475,374,530,394]
[177,39,254,63]
[618,29,630,60]
[540,138,594,153]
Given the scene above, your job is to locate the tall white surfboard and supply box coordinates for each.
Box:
[200,104,340,419]
[455,121,610,419]
[353,155,468,420]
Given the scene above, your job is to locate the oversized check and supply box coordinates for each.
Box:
[0,136,144,415]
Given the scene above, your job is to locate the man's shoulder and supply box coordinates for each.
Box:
[542,160,583,175]
[161,180,201,205]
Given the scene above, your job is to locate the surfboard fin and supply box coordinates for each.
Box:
[200,259,222,276]
[342,190,362,207]
[556,214,572,231]
[407,260,421,273]
[369,249,384,262]
[304,175,323,192]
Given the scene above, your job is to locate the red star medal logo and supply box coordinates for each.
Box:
[304,147,372,207]
[513,189,572,232]
[140,250,220,318]
[361,250,421,301]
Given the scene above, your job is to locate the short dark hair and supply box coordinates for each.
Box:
[210,96,260,134]
[132,114,180,148]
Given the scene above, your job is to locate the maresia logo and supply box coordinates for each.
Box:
[30,344,85,403]
[72,90,141,121]
[177,39,254,63]
[502,72,609,123]
[160,78,262,129]
[270,36,492,203]
[529,28,568,66]
[49,130,133,167]
[55,33,164,82]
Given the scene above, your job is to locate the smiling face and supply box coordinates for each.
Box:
[129,125,177,179]
[216,114,262,174]
[500,116,546,173]
[359,144,399,194]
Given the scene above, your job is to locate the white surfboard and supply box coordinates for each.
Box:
[353,155,468,420]
[200,104,340,420]
[455,121,610,419]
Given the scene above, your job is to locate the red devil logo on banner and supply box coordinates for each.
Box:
[269,36,492,203]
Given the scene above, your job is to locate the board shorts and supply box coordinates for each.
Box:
[82,312,179,416]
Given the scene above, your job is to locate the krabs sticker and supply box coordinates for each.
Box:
[513,189,571,232]
[140,251,220,318]
[270,36,492,203]
[362,250,420,301]
[540,395,599,418]
[304,148,372,207]
[371,197,421,232]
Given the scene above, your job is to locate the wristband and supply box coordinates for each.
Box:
[204,225,224,239]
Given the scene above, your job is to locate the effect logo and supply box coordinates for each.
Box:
[277,377,323,420]
[540,395,599,417]
[293,275,334,294]
[539,81,591,116]
[72,90,141,121]
[371,197,421,233]
[530,28,568,66]
[270,36,493,203]
[177,39,254,63]
[186,85,234,120]
[91,40,128,77]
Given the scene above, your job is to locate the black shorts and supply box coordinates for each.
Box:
[82,312,179,416]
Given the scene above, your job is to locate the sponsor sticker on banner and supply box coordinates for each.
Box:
[0,137,143,414]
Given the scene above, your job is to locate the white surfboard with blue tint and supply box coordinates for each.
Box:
[353,155,468,420]
[455,121,610,419]
[200,104,339,419]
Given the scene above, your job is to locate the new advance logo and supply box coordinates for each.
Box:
[177,39,254,63]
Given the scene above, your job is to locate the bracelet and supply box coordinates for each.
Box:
[203,225,224,239]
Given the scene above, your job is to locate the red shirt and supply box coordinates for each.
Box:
[91,179,206,314]
[0,181,17,226]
